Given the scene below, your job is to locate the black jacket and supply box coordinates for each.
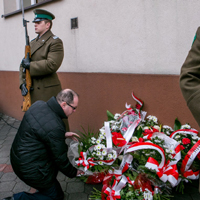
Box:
[10,97,77,190]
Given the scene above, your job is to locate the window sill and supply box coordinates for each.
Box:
[1,0,56,18]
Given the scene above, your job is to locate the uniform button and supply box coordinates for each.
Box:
[37,87,40,89]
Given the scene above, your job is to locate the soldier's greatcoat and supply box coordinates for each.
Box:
[180,27,200,127]
[19,30,63,104]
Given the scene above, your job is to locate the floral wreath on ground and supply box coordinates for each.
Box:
[66,92,200,200]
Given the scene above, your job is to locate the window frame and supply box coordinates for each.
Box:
[1,0,55,18]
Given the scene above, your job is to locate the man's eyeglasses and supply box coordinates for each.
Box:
[66,102,77,110]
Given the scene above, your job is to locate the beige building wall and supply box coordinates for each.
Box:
[1,0,200,74]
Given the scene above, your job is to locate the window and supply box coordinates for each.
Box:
[2,0,54,18]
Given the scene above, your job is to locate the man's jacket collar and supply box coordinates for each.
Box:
[47,96,68,119]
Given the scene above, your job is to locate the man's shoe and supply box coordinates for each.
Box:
[2,197,14,200]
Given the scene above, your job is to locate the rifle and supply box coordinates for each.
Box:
[21,0,31,112]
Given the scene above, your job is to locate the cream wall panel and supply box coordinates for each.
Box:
[0,0,200,74]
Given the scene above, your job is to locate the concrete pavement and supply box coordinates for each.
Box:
[0,113,200,200]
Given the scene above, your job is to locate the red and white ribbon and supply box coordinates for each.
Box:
[103,154,133,184]
[125,142,166,168]
[170,129,198,139]
[125,142,179,186]
[126,176,134,186]
[131,92,143,110]
[104,175,127,200]
[180,140,200,180]
[145,157,179,187]
[144,132,181,165]
[75,152,96,171]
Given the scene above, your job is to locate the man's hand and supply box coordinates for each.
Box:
[77,170,84,176]
[21,55,31,69]
[20,83,28,96]
[65,132,80,142]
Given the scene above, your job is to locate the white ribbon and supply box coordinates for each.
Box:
[105,121,113,152]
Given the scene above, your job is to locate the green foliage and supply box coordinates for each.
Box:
[107,110,115,121]
[173,118,182,131]
[89,187,102,200]
[134,126,143,138]
[77,126,99,153]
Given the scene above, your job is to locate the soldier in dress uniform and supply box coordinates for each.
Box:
[19,9,63,104]
[180,27,200,193]
[180,27,200,128]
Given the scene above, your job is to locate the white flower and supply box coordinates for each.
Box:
[107,153,113,160]
[113,154,117,159]
[91,140,96,144]
[153,125,160,131]
[92,152,96,156]
[110,120,115,124]
[147,115,158,123]
[99,155,104,160]
[112,150,117,155]
[175,135,181,139]
[96,144,102,150]
[91,137,96,141]
[96,139,101,144]
[128,184,132,187]
[181,124,191,129]
[111,124,118,130]
[101,144,106,149]
[102,149,107,156]
[131,136,139,142]
[144,189,153,200]
[115,120,122,125]
[99,134,105,140]
[163,125,173,131]
[178,140,182,144]
[118,155,123,160]
[166,149,170,153]
[114,113,121,120]
[168,149,175,154]
[96,151,101,156]
[192,136,199,140]
[99,127,105,135]
[168,154,173,159]
[98,161,103,165]
[144,126,149,130]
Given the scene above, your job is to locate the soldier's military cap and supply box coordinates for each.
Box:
[32,9,55,22]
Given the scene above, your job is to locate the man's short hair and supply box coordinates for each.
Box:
[44,19,52,30]
[56,89,78,104]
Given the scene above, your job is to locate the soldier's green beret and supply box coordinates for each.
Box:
[32,9,55,22]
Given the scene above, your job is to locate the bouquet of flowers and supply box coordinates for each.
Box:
[66,92,200,199]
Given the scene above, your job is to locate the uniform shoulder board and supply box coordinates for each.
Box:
[53,36,59,39]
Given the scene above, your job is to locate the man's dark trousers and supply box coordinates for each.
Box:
[13,180,64,200]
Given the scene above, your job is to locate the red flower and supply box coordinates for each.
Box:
[139,138,144,142]
[112,132,127,147]
[182,138,191,145]
[180,145,185,150]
